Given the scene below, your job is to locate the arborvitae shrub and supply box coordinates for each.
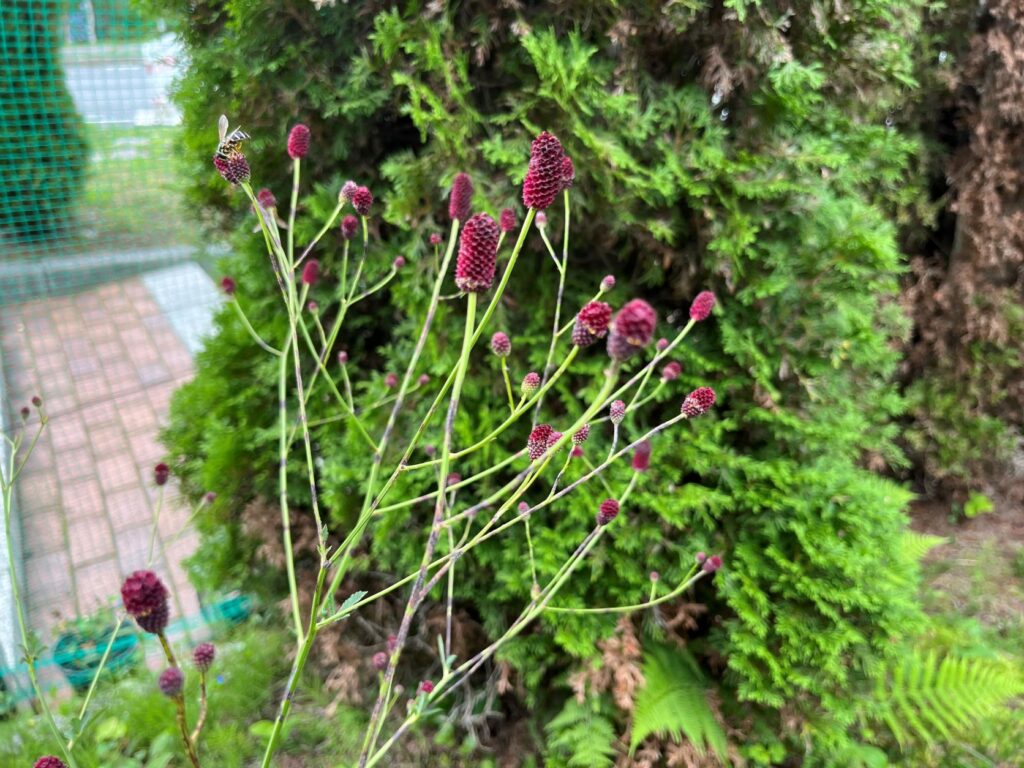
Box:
[163,1,936,760]
[0,0,88,241]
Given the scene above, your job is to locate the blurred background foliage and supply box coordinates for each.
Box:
[152,0,1024,764]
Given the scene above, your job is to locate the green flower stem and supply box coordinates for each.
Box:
[549,447,575,496]
[581,454,614,495]
[294,200,343,269]
[340,239,350,303]
[500,358,515,412]
[359,292,479,767]
[2,434,78,768]
[277,333,304,642]
[190,670,209,745]
[287,158,300,262]
[156,634,201,768]
[532,192,570,423]
[340,362,355,410]
[626,360,656,410]
[146,485,164,563]
[296,320,377,451]
[556,287,606,337]
[524,513,539,593]
[230,298,281,356]
[260,568,327,768]
[546,565,707,616]
[67,613,127,751]
[593,380,665,426]
[312,311,328,348]
[348,265,398,305]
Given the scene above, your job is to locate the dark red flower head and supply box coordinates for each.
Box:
[154,463,170,486]
[521,372,540,397]
[449,172,473,222]
[500,208,517,232]
[31,395,42,407]
[256,187,277,209]
[121,570,169,634]
[301,259,320,287]
[220,276,236,295]
[572,424,590,445]
[681,387,716,418]
[287,124,310,159]
[560,156,575,190]
[490,332,511,357]
[455,213,499,293]
[609,400,626,425]
[20,406,30,419]
[341,215,359,240]
[631,440,652,472]
[527,424,554,460]
[613,299,657,347]
[690,290,716,322]
[571,446,584,458]
[212,153,250,185]
[33,758,67,768]
[430,233,442,245]
[597,498,620,525]
[702,555,723,573]
[193,642,216,672]
[372,651,388,671]
[158,667,184,697]
[419,680,434,694]
[661,361,682,381]
[352,186,373,217]
[577,301,612,337]
[522,131,565,210]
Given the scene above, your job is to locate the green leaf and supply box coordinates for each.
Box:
[964,492,994,519]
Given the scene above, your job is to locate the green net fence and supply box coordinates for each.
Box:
[1,1,225,708]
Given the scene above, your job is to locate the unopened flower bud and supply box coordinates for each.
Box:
[689,291,716,322]
[609,400,626,425]
[597,498,620,525]
[301,259,320,286]
[256,187,277,209]
[419,680,434,694]
[681,387,716,418]
[490,332,511,357]
[500,208,516,232]
[372,651,388,671]
[661,361,682,381]
[385,373,398,389]
[393,256,406,269]
[572,424,590,445]
[446,472,461,487]
[631,440,652,472]
[695,551,707,564]
[423,444,436,457]
[19,406,29,419]
[337,350,348,365]
[339,180,358,205]
[154,463,170,486]
[387,635,398,653]
[341,215,359,240]
[601,275,616,291]
[571,446,583,458]
[193,642,216,672]
[656,338,669,351]
[448,172,473,222]
[521,372,540,397]
[527,424,553,460]
[429,233,442,246]
[203,491,217,504]
[702,555,723,573]
[650,571,659,582]
[418,373,430,386]
[220,276,236,295]
[287,124,310,159]
[535,211,547,228]
[158,667,184,697]
[352,186,373,217]
[31,395,42,408]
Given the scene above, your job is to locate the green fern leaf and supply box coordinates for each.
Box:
[630,643,727,758]
[545,699,617,768]
[899,531,948,563]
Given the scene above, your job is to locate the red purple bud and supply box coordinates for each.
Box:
[212,153,250,184]
[576,301,612,338]
[418,374,430,386]
[339,180,358,204]
[560,156,575,190]
[31,395,42,408]
[302,259,320,286]
[527,424,554,460]
[521,372,540,398]
[193,642,216,672]
[341,215,359,240]
[681,387,716,418]
[387,635,398,653]
[547,430,563,448]
[448,172,473,222]
[287,124,310,159]
[372,651,388,671]
[597,498,620,525]
[609,400,626,425]
[33,758,67,768]
[656,338,669,351]
[429,233,442,245]
[385,373,398,389]
[490,332,511,357]
[446,472,461,487]
[158,667,184,697]
[535,211,547,228]
[695,551,707,564]
[154,463,170,486]
[612,299,657,348]
[423,444,436,457]
[455,213,499,293]
[256,187,277,209]
[522,131,565,210]
[650,571,660,582]
[631,440,652,472]
[601,275,616,291]
[203,491,217,504]
[661,361,682,381]
[393,256,406,269]
[500,208,517,232]
[572,424,590,445]
[689,290,716,322]
[571,446,584,458]
[518,501,530,514]
[220,276,236,295]
[307,301,319,314]
[419,680,434,694]
[352,186,373,217]
[702,555,723,573]
[121,570,169,634]
[337,350,349,365]
[20,406,30,419]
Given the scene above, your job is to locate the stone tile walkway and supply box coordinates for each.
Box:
[0,266,219,687]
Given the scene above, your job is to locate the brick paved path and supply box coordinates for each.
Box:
[1,275,207,661]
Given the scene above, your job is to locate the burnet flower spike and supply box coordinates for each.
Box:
[448,172,473,222]
[455,213,500,293]
[522,131,565,210]
[607,299,657,361]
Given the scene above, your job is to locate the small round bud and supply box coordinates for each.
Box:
[301,259,320,287]
[418,373,430,386]
[393,256,406,269]
[256,187,277,209]
[287,124,311,159]
[203,491,217,504]
[650,571,660,582]
[500,208,516,232]
[446,472,461,487]
[341,215,359,240]
[597,498,620,525]
[307,301,318,313]
[517,502,529,514]
[423,444,436,457]
[631,440,652,472]
[158,667,184,697]
[681,387,716,418]
[419,680,434,694]
[154,463,170,486]
[572,424,590,445]
[337,350,349,365]
[571,446,583,458]
[31,395,42,408]
[192,642,216,672]
[695,551,707,564]
[20,406,30,419]
[600,275,616,291]
[656,338,669,351]
[535,211,547,228]
[689,291,717,322]
[339,180,358,205]
[661,361,682,381]
[527,424,553,461]
[521,372,540,398]
[490,332,511,357]
[33,757,67,768]
[609,400,626,425]
[372,651,388,671]
[387,635,398,653]
[352,186,373,217]
[385,373,398,389]
[702,555,723,573]
[220,276,236,295]
[448,172,473,222]
[429,233,442,245]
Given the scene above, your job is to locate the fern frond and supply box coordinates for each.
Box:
[870,649,1024,748]
[899,531,948,563]
[630,643,727,758]
[545,699,617,768]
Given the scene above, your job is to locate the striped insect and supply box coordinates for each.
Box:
[215,114,250,161]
